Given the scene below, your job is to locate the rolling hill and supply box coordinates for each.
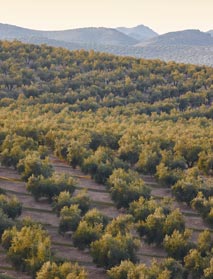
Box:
[43,27,138,45]
[136,29,213,46]
[0,40,213,279]
[0,23,138,46]
[0,23,213,66]
[208,30,213,36]
[132,30,213,66]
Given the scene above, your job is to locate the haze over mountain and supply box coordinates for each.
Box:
[0,23,213,67]
[117,24,158,41]
[0,23,137,46]
[208,30,213,37]
[136,29,213,47]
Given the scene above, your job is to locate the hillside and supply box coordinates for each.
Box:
[1,23,213,66]
[0,23,40,39]
[132,30,213,66]
[0,23,138,46]
[117,24,158,41]
[43,27,138,45]
[208,30,213,36]
[0,41,213,279]
[137,29,213,46]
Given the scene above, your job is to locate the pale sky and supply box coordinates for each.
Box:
[0,0,212,34]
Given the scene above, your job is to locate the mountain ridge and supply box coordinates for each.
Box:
[0,23,213,67]
[0,23,138,46]
[136,29,213,47]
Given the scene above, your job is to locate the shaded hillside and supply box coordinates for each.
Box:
[117,24,158,41]
[43,27,138,45]
[0,23,41,39]
[1,23,213,66]
[208,30,213,36]
[0,23,138,46]
[137,29,213,46]
[0,40,213,112]
[132,45,213,67]
[8,35,213,68]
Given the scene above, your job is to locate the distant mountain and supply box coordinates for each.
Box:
[0,23,41,39]
[136,29,213,46]
[208,30,213,37]
[0,23,213,67]
[44,27,138,45]
[0,23,138,46]
[117,24,158,41]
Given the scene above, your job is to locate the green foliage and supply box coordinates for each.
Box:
[198,151,213,175]
[172,180,199,205]
[52,191,73,215]
[36,261,87,279]
[1,145,25,168]
[82,146,127,184]
[69,190,91,214]
[107,260,136,279]
[52,189,91,215]
[108,168,150,208]
[105,214,134,236]
[67,140,88,168]
[204,258,213,279]
[163,209,185,236]
[82,147,113,177]
[0,134,38,168]
[73,220,103,250]
[197,230,213,255]
[27,173,76,201]
[72,208,108,249]
[0,40,212,113]
[0,195,22,219]
[0,188,6,195]
[3,225,51,276]
[174,140,203,168]
[184,249,209,278]
[89,131,120,151]
[191,192,213,225]
[1,226,18,250]
[0,41,213,277]
[172,170,202,205]
[107,258,187,279]
[59,204,81,234]
[138,207,185,245]
[90,233,139,268]
[0,209,14,237]
[82,208,108,228]
[163,229,194,260]
[156,162,183,187]
[17,152,53,181]
[136,147,161,174]
[129,197,170,222]
[137,208,166,245]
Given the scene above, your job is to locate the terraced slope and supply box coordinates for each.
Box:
[143,175,213,241]
[0,165,106,279]
[0,156,212,278]
[49,155,167,265]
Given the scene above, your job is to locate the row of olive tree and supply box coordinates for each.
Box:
[107,229,213,279]
[1,222,87,278]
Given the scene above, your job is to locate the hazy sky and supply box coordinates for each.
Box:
[0,0,212,34]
